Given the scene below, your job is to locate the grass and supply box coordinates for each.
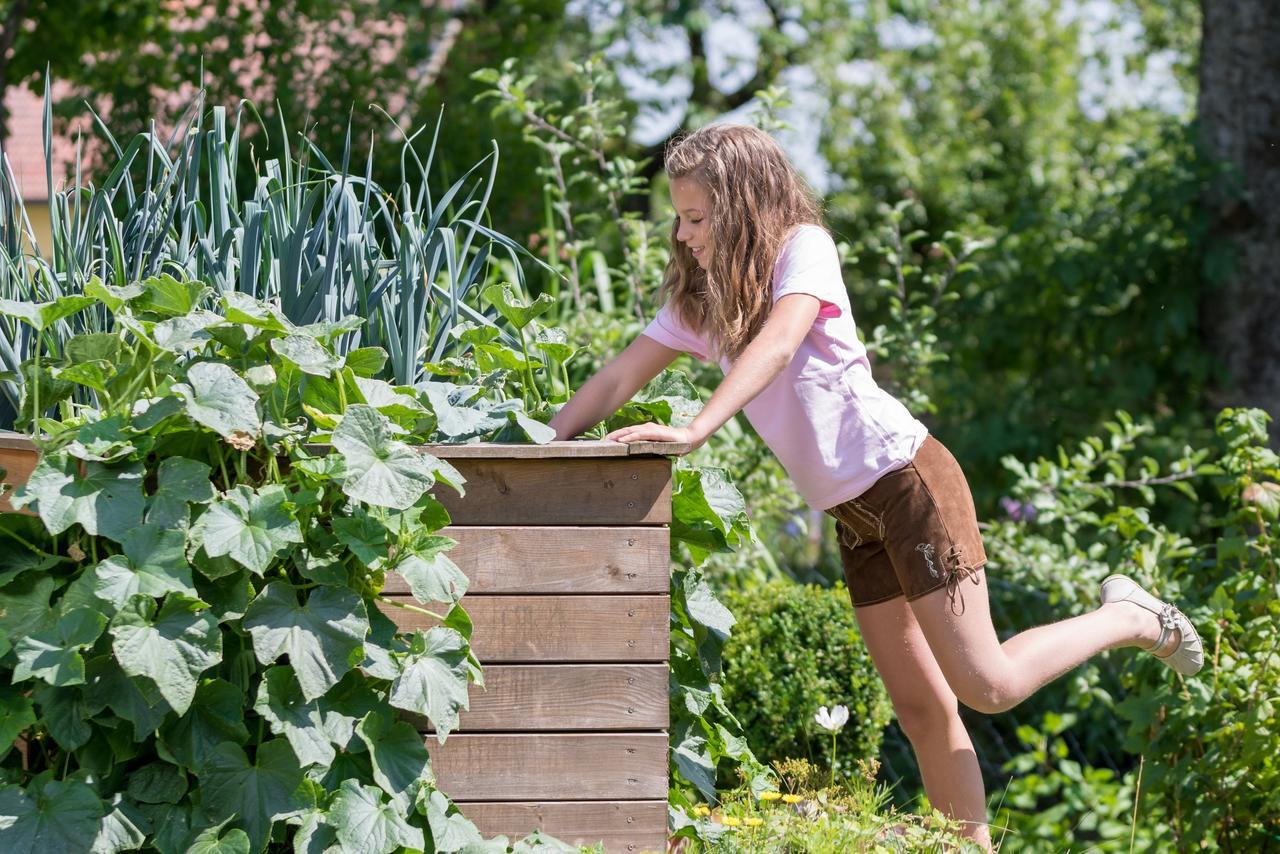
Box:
[675,758,983,853]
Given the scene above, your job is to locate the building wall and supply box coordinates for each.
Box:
[24,202,52,258]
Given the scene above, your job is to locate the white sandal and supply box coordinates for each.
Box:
[1100,574,1203,676]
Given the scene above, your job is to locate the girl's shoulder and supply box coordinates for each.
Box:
[775,223,838,267]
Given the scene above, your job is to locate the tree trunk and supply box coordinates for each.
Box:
[1197,0,1280,438]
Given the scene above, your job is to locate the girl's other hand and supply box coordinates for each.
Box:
[604,423,706,450]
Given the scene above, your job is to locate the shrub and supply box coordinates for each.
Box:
[718,581,891,784]
[984,408,1280,850]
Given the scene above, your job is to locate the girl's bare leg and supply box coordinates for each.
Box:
[908,569,1174,714]
[855,597,992,849]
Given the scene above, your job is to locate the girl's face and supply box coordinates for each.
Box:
[670,176,711,268]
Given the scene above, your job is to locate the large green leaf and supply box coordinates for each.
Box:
[0,777,104,853]
[269,334,343,377]
[242,583,368,701]
[84,657,170,741]
[125,763,188,805]
[136,274,207,318]
[421,788,487,853]
[13,607,106,686]
[109,595,222,715]
[332,509,389,567]
[91,794,147,854]
[419,382,508,441]
[174,362,262,439]
[152,311,221,354]
[157,679,249,771]
[253,666,354,770]
[0,295,96,331]
[326,780,423,854]
[670,465,750,556]
[481,283,554,330]
[13,453,144,543]
[388,628,472,742]
[198,740,306,853]
[93,525,198,609]
[345,347,389,377]
[190,485,303,576]
[184,821,250,854]
[32,684,97,750]
[393,537,468,606]
[0,690,35,757]
[131,802,191,854]
[221,292,292,332]
[146,457,215,529]
[333,405,449,510]
[64,415,134,462]
[0,574,56,657]
[83,279,144,313]
[354,711,434,807]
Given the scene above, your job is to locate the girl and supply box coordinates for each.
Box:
[546,123,1201,848]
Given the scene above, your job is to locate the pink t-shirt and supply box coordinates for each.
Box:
[642,224,927,510]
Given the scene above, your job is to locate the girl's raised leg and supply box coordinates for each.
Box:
[855,596,992,849]
[907,569,1173,714]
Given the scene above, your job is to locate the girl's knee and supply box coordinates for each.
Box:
[955,681,1021,715]
[891,692,961,745]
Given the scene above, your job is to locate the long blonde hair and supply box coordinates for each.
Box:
[660,124,825,360]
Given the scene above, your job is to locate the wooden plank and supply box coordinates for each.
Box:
[411,664,667,732]
[456,801,667,854]
[380,595,669,662]
[383,527,669,595]
[431,458,672,526]
[0,433,35,451]
[0,445,38,514]
[422,440,691,459]
[426,734,668,800]
[0,433,692,459]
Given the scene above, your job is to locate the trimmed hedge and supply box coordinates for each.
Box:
[719,581,891,782]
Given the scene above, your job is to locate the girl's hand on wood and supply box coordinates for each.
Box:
[605,422,706,449]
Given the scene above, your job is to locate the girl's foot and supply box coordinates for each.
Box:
[1100,574,1203,676]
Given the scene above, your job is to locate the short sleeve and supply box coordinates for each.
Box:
[641,302,711,362]
[773,226,845,318]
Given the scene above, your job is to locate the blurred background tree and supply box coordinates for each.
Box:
[5,0,1278,846]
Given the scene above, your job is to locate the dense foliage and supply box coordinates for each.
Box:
[0,96,772,850]
[718,582,890,783]
[978,408,1279,850]
[9,0,1278,847]
[0,285,521,853]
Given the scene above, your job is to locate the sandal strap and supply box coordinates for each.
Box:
[1146,603,1183,657]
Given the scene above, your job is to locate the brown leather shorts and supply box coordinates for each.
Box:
[825,434,987,611]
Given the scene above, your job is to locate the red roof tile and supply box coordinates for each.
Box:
[4,84,77,203]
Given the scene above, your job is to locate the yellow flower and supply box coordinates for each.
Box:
[757,791,782,802]
[781,794,804,804]
[720,816,743,827]
[692,805,710,816]
[744,817,765,827]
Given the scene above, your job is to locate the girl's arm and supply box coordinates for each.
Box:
[548,334,682,441]
[606,293,821,449]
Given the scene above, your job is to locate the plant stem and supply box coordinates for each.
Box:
[215,444,232,490]
[377,595,445,621]
[517,327,541,408]
[830,731,837,789]
[1130,754,1145,854]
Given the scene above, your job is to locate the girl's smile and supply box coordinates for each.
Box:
[670,176,711,268]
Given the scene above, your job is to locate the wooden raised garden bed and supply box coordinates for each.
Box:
[0,435,686,854]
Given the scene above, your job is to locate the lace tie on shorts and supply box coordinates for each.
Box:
[943,545,980,616]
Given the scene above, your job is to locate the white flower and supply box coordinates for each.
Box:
[815,704,849,732]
